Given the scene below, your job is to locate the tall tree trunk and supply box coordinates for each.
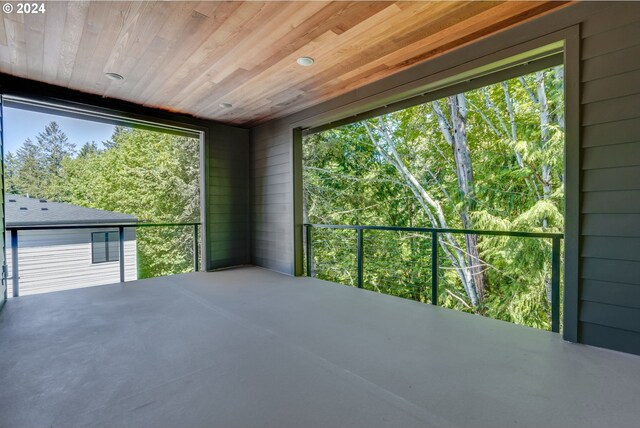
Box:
[432,98,486,302]
[447,95,486,301]
[553,66,565,131]
[501,82,541,199]
[522,71,555,307]
[535,72,552,204]
[520,71,553,216]
[364,119,480,306]
[534,71,553,305]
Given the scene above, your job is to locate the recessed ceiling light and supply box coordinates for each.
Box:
[219,103,233,108]
[297,56,314,67]
[104,72,124,81]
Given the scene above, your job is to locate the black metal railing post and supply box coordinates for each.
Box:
[193,224,199,272]
[356,228,363,288]
[5,222,202,295]
[119,226,125,283]
[551,236,561,333]
[431,230,438,306]
[304,223,564,332]
[11,230,19,297]
[305,225,312,277]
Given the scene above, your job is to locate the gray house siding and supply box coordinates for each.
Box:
[205,123,251,270]
[251,122,294,273]
[579,6,640,354]
[5,228,137,295]
[249,2,640,354]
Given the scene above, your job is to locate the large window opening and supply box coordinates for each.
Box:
[303,62,565,331]
[3,98,202,296]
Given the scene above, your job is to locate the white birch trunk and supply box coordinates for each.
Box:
[364,119,480,306]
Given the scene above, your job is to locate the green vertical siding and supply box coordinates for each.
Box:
[205,124,251,269]
[579,4,640,353]
[250,122,293,274]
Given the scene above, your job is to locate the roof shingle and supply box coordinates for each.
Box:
[5,194,137,227]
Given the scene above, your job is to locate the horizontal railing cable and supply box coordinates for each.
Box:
[304,223,562,333]
[8,223,201,298]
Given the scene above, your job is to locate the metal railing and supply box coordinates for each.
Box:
[6,222,201,297]
[304,224,564,332]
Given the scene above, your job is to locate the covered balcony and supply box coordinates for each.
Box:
[2,267,639,427]
[1,1,640,427]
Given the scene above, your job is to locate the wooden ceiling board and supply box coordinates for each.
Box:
[128,2,237,103]
[192,1,463,118]
[137,1,263,105]
[0,1,567,125]
[185,2,405,117]
[211,1,521,121]
[310,1,555,97]
[224,2,492,121]
[162,2,319,109]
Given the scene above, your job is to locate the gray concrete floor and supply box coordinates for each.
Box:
[1,266,639,428]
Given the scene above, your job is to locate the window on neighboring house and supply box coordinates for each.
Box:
[91,231,120,263]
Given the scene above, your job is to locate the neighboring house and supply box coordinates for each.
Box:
[5,194,137,296]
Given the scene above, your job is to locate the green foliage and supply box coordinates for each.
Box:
[6,123,200,279]
[63,127,200,278]
[78,141,101,158]
[6,121,75,199]
[304,67,565,330]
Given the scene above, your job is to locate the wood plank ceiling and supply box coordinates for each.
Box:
[0,1,566,126]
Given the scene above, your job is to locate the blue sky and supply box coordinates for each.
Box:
[3,107,116,155]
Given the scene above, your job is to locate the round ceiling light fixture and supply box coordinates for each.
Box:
[219,103,233,109]
[296,56,314,67]
[104,72,124,81]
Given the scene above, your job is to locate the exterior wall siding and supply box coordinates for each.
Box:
[249,1,640,354]
[251,122,293,273]
[205,123,251,270]
[5,228,137,296]
[579,4,640,354]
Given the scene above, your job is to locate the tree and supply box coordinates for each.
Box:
[64,127,200,278]
[78,141,101,158]
[364,116,481,307]
[5,121,200,280]
[5,121,75,200]
[4,151,18,194]
[433,95,487,303]
[303,66,565,329]
[36,121,75,174]
[9,138,45,198]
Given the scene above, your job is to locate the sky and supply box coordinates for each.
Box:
[3,107,116,155]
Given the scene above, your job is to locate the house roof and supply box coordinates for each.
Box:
[5,194,137,227]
